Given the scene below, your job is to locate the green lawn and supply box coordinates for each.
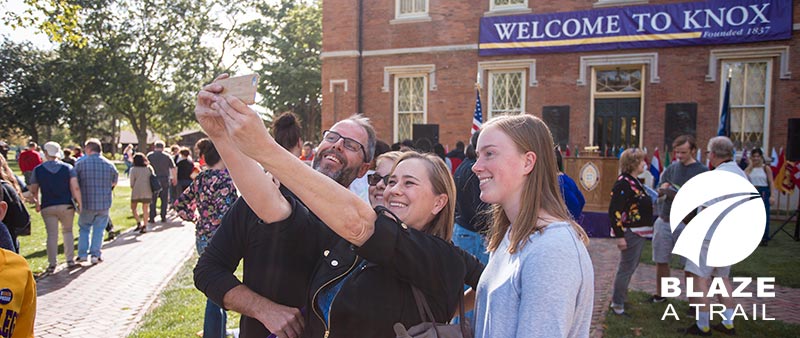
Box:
[9,158,141,274]
[603,290,800,337]
[639,221,800,288]
[129,253,243,337]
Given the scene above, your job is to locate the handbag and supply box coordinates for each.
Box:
[393,285,472,338]
[149,173,162,194]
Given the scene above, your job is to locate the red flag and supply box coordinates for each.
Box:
[789,161,800,188]
[653,147,663,172]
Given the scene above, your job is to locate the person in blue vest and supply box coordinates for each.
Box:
[29,141,83,273]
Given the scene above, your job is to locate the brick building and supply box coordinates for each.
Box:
[321,0,799,158]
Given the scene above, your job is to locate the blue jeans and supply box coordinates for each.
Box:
[150,176,170,222]
[451,223,489,325]
[197,236,227,337]
[78,210,109,258]
[452,223,489,265]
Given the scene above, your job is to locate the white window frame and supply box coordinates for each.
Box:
[394,0,430,22]
[393,74,428,143]
[487,70,526,120]
[720,59,772,151]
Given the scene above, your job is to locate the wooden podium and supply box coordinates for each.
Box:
[563,156,619,212]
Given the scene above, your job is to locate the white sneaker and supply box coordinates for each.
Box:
[610,303,625,315]
[91,256,103,265]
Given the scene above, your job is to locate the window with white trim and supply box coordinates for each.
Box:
[491,0,527,12]
[396,0,428,19]
[722,60,771,150]
[394,75,427,142]
[488,70,525,119]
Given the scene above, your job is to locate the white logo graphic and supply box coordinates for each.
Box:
[670,170,766,267]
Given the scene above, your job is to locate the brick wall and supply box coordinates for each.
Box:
[322,0,800,152]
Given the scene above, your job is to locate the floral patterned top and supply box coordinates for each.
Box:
[608,173,654,238]
[174,168,238,239]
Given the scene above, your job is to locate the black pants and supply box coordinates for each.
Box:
[150,176,170,222]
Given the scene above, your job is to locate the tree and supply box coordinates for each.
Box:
[0,39,66,142]
[75,0,244,147]
[243,0,322,143]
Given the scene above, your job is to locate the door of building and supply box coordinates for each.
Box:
[593,98,640,156]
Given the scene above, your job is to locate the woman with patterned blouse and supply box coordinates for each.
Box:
[608,148,654,316]
[174,138,238,338]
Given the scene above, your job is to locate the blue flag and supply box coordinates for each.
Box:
[717,76,731,137]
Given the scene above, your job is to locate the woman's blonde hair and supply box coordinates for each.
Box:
[376,151,403,168]
[619,148,646,175]
[483,115,589,254]
[391,151,456,241]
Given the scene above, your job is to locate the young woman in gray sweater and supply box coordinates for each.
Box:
[471,115,594,338]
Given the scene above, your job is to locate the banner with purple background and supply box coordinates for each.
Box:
[479,0,792,56]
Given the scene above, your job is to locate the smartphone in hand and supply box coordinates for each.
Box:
[215,74,259,105]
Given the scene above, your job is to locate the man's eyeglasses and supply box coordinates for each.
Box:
[322,130,368,163]
[367,173,390,186]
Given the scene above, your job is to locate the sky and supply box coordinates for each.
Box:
[0,0,56,49]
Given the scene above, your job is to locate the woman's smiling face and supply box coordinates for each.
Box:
[472,125,532,206]
[369,158,395,207]
[384,158,446,231]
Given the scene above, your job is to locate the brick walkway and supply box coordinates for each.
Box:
[588,238,800,338]
[33,216,194,337]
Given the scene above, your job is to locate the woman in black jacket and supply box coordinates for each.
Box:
[608,148,654,316]
[196,83,482,338]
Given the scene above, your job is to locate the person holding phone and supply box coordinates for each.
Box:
[194,78,482,337]
[29,141,82,272]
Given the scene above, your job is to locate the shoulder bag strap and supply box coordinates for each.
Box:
[412,285,471,338]
[410,285,441,338]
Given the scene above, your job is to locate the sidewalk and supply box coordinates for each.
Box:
[588,238,800,338]
[34,216,194,338]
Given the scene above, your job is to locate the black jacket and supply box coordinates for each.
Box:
[608,173,654,238]
[193,189,335,337]
[303,207,484,338]
[1,180,30,252]
[453,159,489,233]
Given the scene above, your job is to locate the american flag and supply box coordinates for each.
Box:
[472,89,483,135]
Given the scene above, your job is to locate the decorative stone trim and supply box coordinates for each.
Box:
[705,46,791,82]
[321,44,478,59]
[577,53,660,86]
[329,79,348,93]
[593,0,649,8]
[390,15,432,25]
[382,65,437,92]
[319,50,361,59]
[478,59,538,87]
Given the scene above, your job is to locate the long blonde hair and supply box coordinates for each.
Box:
[391,151,456,241]
[484,115,589,254]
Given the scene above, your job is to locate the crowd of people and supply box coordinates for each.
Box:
[0,76,780,338]
[606,134,776,336]
[188,75,594,338]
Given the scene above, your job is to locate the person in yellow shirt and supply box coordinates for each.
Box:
[1,184,36,338]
